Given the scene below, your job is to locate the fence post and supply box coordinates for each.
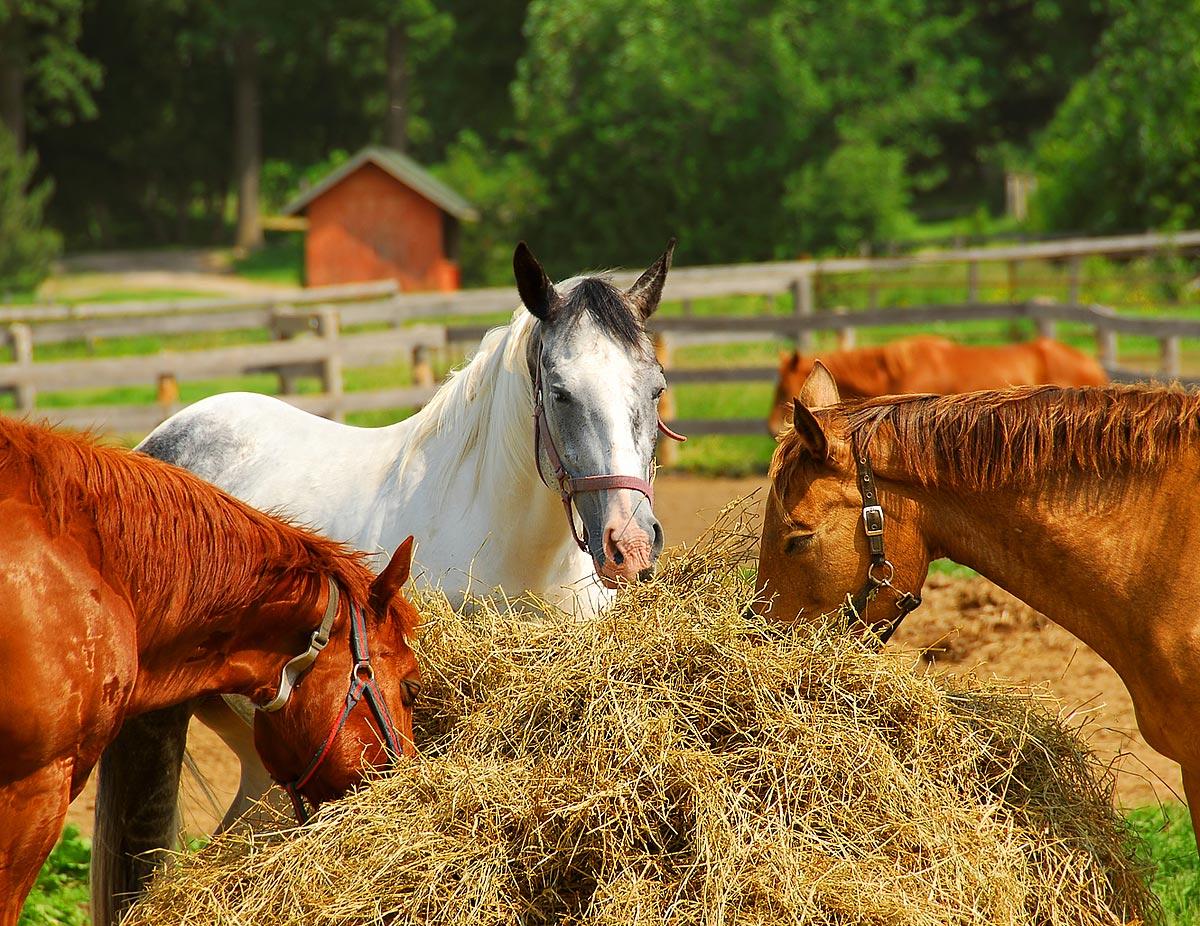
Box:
[1096,325,1117,371]
[1035,318,1057,340]
[1161,335,1181,380]
[156,373,179,407]
[269,304,302,394]
[9,323,34,413]
[412,344,434,389]
[967,261,980,304]
[654,332,679,468]
[790,273,813,351]
[316,307,344,422]
[1007,259,1020,302]
[833,308,856,349]
[1067,256,1083,305]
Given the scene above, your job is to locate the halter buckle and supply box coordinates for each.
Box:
[352,660,375,683]
[862,504,885,536]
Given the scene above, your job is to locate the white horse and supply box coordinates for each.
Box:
[91,241,678,925]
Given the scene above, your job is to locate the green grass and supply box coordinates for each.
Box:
[1129,804,1200,923]
[19,810,1200,923]
[232,235,304,286]
[19,827,89,926]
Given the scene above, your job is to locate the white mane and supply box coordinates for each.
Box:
[400,306,538,496]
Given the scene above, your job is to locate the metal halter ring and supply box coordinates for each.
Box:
[352,661,375,682]
[867,559,896,585]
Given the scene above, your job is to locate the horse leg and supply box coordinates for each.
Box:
[91,703,191,926]
[0,758,72,926]
[192,694,274,832]
[1182,766,1200,848]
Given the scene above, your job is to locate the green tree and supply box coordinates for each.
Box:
[512,0,979,270]
[1033,0,1200,232]
[0,127,61,292]
[0,0,101,153]
[326,0,453,155]
[433,130,545,285]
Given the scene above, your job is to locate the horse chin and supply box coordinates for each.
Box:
[594,559,649,589]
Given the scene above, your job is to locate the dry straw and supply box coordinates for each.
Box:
[128,500,1153,925]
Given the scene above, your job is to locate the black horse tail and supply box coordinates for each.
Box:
[90,703,192,926]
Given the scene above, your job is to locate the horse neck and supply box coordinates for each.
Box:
[392,315,594,602]
[71,478,349,713]
[893,454,1194,668]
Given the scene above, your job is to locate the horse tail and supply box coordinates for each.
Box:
[91,703,192,926]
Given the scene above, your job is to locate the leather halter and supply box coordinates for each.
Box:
[846,438,923,643]
[255,578,407,822]
[532,343,685,554]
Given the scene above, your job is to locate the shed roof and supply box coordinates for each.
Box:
[282,146,479,222]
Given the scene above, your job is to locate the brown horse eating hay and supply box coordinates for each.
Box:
[767,336,1108,436]
[0,416,422,923]
[756,364,1200,838]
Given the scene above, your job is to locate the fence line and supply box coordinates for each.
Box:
[4,229,1200,439]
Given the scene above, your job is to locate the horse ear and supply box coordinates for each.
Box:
[625,238,675,319]
[370,536,414,610]
[513,242,560,321]
[790,399,829,460]
[798,360,840,408]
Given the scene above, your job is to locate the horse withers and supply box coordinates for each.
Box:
[756,362,1200,843]
[0,416,422,924]
[767,336,1108,436]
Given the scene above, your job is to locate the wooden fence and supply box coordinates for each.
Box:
[3,228,1200,441]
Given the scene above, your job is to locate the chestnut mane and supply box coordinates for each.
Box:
[774,383,1200,492]
[0,416,408,630]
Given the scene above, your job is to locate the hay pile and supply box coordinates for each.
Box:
[129,503,1153,925]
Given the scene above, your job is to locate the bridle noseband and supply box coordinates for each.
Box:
[846,438,922,643]
[256,578,409,822]
[532,342,685,554]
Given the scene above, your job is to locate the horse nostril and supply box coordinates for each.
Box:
[651,520,663,553]
[605,527,625,565]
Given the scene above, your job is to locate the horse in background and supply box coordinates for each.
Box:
[0,415,423,925]
[756,365,1200,844]
[767,335,1108,435]
[97,240,680,919]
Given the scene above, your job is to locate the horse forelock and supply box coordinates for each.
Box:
[0,417,390,627]
[774,383,1200,495]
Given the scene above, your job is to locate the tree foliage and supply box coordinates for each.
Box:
[0,127,61,291]
[12,0,1184,278]
[1033,0,1200,232]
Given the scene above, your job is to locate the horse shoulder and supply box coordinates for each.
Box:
[0,501,137,781]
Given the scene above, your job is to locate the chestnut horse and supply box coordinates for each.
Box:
[756,365,1200,837]
[767,336,1108,435]
[0,416,422,924]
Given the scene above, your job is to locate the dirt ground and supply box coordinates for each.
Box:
[64,473,1182,836]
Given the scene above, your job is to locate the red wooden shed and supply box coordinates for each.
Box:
[282,146,478,291]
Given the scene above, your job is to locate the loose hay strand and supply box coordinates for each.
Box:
[127,498,1154,926]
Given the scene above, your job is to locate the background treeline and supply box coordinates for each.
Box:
[1,0,1198,286]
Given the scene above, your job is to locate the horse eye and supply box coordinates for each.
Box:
[652,386,666,400]
[784,532,815,555]
[400,677,422,707]
[552,388,572,404]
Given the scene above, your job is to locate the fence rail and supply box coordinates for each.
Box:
[4,229,1200,442]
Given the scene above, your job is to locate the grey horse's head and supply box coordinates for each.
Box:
[514,240,676,585]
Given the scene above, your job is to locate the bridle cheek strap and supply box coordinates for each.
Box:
[276,600,406,824]
[847,439,923,644]
[532,346,685,554]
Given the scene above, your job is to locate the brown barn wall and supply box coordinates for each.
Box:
[304,162,460,291]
